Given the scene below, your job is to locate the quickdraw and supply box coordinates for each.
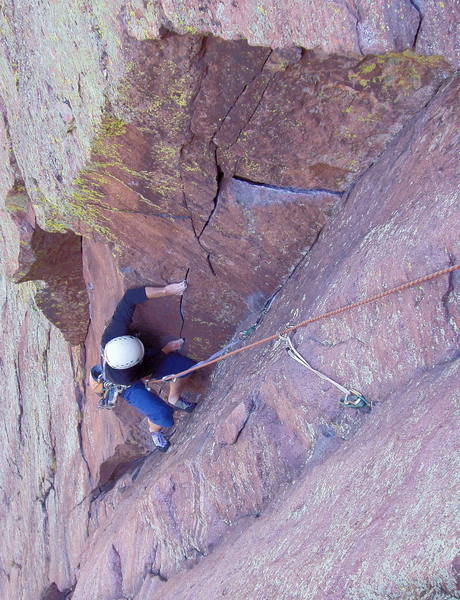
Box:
[339,389,370,410]
[282,335,371,412]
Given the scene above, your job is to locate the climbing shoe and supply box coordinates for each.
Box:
[151,431,170,452]
[172,397,196,413]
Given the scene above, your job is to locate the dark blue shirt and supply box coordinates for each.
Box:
[101,287,162,385]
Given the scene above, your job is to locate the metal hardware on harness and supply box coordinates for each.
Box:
[97,385,123,409]
[93,352,127,410]
[282,335,370,411]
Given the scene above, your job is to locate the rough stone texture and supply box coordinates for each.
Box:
[415,0,460,68]
[0,122,91,600]
[182,178,340,350]
[126,0,460,66]
[141,362,460,600]
[53,35,451,359]
[216,50,451,190]
[0,3,453,359]
[0,0,456,229]
[0,2,459,600]
[0,0,124,227]
[69,74,459,600]
[5,186,89,345]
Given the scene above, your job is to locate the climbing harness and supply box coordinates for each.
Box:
[90,362,129,410]
[147,262,460,384]
[281,335,371,412]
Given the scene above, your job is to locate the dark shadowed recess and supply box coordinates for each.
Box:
[6,182,89,346]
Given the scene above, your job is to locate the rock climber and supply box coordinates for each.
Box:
[94,282,196,452]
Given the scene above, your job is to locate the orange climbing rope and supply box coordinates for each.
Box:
[151,263,460,383]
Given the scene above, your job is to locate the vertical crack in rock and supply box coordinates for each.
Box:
[42,325,51,387]
[343,2,364,55]
[39,471,54,584]
[205,253,216,277]
[74,392,93,490]
[41,328,59,474]
[211,49,273,145]
[409,0,424,49]
[197,160,224,240]
[108,544,124,599]
[441,253,458,339]
[227,73,275,157]
[13,360,24,444]
[179,267,190,337]
[66,346,93,543]
[177,35,217,278]
[197,160,224,277]
[40,327,57,580]
[194,156,224,277]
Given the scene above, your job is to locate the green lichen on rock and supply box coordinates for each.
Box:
[5,190,29,213]
[43,219,68,233]
[348,50,450,97]
[98,116,128,137]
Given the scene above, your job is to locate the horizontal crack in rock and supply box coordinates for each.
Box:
[232,176,344,196]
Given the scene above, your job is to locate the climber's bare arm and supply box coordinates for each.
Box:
[145,280,187,299]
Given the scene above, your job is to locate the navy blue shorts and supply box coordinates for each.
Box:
[123,353,195,427]
[152,352,195,379]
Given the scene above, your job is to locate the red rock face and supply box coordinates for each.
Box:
[6,190,89,345]
[148,1,423,58]
[74,34,451,362]
[0,205,91,600]
[70,74,459,600]
[182,178,340,353]
[217,50,451,190]
[0,4,459,600]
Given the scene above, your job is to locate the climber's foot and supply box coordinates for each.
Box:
[169,396,196,413]
[151,431,170,452]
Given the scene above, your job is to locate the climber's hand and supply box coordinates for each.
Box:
[161,338,185,354]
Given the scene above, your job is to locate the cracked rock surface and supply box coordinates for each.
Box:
[72,73,460,600]
[66,33,452,361]
[0,121,91,600]
[0,2,458,600]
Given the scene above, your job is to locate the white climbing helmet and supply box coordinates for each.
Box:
[103,336,145,369]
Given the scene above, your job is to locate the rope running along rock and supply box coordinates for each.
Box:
[150,263,460,383]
